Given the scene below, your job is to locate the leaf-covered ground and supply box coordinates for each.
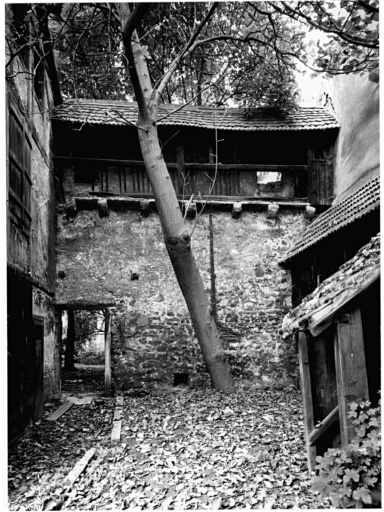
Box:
[8,379,331,510]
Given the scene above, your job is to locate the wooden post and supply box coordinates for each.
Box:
[176,143,185,196]
[64,310,75,370]
[297,330,317,471]
[54,309,63,392]
[334,308,369,447]
[209,214,217,322]
[104,309,112,395]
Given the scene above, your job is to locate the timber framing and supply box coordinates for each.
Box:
[285,233,380,471]
[53,155,307,173]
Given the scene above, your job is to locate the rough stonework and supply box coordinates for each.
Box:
[56,207,307,389]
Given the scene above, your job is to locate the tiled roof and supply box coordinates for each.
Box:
[280,175,380,265]
[51,99,340,132]
[281,233,380,338]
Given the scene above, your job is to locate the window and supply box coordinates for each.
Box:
[8,108,32,236]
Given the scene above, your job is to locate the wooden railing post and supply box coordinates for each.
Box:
[209,214,217,322]
[104,310,112,395]
[297,330,317,471]
[334,308,369,446]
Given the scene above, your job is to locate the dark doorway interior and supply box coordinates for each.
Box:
[174,373,189,386]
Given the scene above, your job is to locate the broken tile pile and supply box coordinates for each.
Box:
[281,233,380,338]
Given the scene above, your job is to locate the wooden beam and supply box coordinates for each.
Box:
[308,406,339,446]
[87,193,310,207]
[65,448,96,486]
[334,307,369,447]
[55,302,116,311]
[53,156,307,173]
[47,401,73,421]
[104,310,112,395]
[111,395,124,444]
[297,331,317,471]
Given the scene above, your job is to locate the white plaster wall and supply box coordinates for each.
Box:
[298,70,379,202]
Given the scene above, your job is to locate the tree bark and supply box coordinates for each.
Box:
[64,310,75,371]
[119,4,234,393]
[137,120,234,393]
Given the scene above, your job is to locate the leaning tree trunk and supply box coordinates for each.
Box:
[120,4,235,393]
[138,120,234,393]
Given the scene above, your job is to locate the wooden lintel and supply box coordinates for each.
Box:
[78,194,310,208]
[309,406,339,446]
[55,303,115,311]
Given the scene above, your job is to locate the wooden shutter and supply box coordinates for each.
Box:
[8,106,32,234]
[308,135,335,206]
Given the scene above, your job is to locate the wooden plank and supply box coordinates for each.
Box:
[176,143,185,195]
[104,310,112,395]
[65,448,96,486]
[111,421,122,444]
[309,406,339,446]
[113,408,122,422]
[334,307,369,447]
[116,396,124,407]
[47,401,73,421]
[297,331,317,471]
[310,331,338,424]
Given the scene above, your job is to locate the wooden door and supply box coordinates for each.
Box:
[33,317,44,422]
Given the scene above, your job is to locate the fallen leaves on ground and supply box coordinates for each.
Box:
[8,380,331,510]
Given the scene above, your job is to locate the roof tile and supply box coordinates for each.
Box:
[281,233,380,338]
[51,99,340,132]
[279,175,380,265]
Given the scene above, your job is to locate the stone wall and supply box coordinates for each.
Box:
[56,204,307,390]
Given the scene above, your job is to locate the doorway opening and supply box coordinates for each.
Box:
[174,373,189,387]
[55,302,115,396]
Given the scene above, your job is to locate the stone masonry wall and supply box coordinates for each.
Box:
[56,206,306,390]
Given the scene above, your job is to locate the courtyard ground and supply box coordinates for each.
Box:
[8,369,330,510]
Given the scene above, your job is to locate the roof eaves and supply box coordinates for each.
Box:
[279,177,380,267]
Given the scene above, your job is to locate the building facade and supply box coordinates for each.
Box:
[52,101,339,390]
[6,4,60,442]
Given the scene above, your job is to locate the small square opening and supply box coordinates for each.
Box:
[173,373,189,386]
[257,171,282,185]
